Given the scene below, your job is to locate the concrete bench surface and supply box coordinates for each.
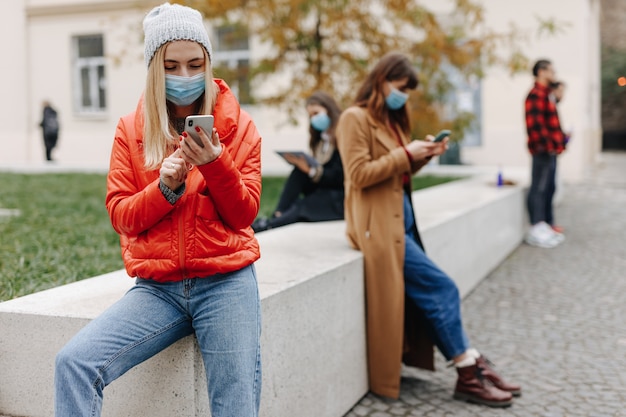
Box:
[0,168,527,417]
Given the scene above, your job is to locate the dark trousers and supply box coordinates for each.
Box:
[275,169,315,215]
[268,169,315,228]
[527,153,557,225]
[265,168,343,229]
[44,133,58,161]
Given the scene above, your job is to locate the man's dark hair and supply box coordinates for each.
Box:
[532,59,552,77]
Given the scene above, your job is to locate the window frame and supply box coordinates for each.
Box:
[212,24,252,105]
[72,34,107,116]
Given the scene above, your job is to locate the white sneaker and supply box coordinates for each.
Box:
[543,223,565,244]
[525,222,562,248]
[551,229,565,244]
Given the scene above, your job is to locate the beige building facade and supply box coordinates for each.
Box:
[3,0,602,180]
[460,0,602,182]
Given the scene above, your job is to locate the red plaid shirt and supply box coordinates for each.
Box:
[525,82,565,155]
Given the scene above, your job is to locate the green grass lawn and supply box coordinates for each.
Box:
[0,172,460,302]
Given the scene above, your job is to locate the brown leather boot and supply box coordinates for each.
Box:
[476,355,522,397]
[454,364,513,407]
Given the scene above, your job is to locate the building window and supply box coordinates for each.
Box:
[454,74,482,147]
[212,24,252,105]
[441,63,482,147]
[72,34,106,114]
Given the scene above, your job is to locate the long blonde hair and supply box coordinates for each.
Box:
[143,43,216,170]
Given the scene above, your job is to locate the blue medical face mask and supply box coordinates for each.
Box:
[310,112,331,132]
[385,84,409,110]
[165,73,206,106]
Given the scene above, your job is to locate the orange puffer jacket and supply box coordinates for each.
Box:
[106,80,261,282]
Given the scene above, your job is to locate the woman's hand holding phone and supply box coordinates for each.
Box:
[180,128,222,166]
[180,115,222,166]
[406,136,448,162]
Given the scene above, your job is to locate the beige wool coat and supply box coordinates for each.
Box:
[336,106,435,399]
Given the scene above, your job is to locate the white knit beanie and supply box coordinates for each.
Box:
[143,2,212,67]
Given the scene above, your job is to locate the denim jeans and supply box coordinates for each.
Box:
[527,153,557,225]
[403,194,469,360]
[55,264,262,417]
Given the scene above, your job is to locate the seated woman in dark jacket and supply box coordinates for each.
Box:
[253,91,344,232]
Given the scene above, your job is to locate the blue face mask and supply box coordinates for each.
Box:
[310,112,331,132]
[165,73,206,106]
[385,85,409,110]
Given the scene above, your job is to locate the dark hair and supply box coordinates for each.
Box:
[305,91,342,150]
[353,52,418,135]
[532,59,552,77]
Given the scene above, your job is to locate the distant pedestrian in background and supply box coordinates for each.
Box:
[524,59,567,248]
[40,100,59,161]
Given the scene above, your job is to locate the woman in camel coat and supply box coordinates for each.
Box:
[336,52,520,408]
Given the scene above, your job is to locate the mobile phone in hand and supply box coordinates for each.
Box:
[433,129,451,143]
[184,115,214,148]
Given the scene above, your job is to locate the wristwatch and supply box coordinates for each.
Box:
[308,166,318,178]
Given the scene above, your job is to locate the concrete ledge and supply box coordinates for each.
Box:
[0,169,527,417]
[413,173,526,297]
[0,222,366,417]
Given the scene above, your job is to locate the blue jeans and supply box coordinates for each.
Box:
[55,265,262,417]
[403,194,469,360]
[527,153,557,225]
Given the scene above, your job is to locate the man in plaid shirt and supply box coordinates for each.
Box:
[524,59,567,248]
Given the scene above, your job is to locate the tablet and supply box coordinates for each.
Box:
[275,151,319,167]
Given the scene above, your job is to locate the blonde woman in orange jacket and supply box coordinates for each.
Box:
[54,4,262,417]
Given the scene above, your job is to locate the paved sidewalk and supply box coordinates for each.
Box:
[344,151,626,417]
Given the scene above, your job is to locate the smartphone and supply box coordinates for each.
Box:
[433,129,451,143]
[184,115,214,148]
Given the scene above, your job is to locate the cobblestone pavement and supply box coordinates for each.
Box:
[344,151,626,417]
